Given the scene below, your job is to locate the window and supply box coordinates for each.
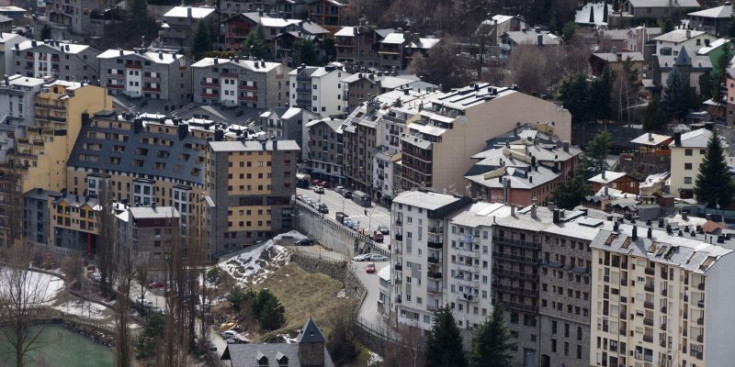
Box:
[685,163,692,170]
[685,149,693,156]
[684,177,692,184]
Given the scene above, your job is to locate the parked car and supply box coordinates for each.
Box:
[296,238,314,246]
[353,253,371,262]
[147,281,164,289]
[367,254,388,262]
[342,190,352,198]
[365,262,376,273]
[313,186,325,194]
[377,225,389,235]
[335,186,345,194]
[136,296,153,308]
[221,330,239,339]
[318,203,329,214]
[371,232,384,243]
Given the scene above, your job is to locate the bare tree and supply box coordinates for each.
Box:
[0,244,57,367]
[381,325,426,367]
[133,257,150,301]
[114,244,135,367]
[96,181,118,299]
[505,45,549,95]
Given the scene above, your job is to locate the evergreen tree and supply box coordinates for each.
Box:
[470,306,515,367]
[292,38,320,66]
[251,289,285,331]
[240,26,269,59]
[591,66,614,121]
[425,307,468,367]
[695,131,735,208]
[558,73,591,123]
[643,97,667,132]
[561,21,576,43]
[581,130,612,176]
[191,20,212,61]
[613,0,620,12]
[552,168,590,209]
[603,2,609,23]
[589,6,595,23]
[40,24,51,40]
[710,47,731,102]
[662,19,674,33]
[127,0,150,36]
[663,66,689,121]
[730,17,735,39]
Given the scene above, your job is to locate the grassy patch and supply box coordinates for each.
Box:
[250,263,359,341]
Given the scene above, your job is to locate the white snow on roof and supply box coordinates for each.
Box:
[164,6,215,19]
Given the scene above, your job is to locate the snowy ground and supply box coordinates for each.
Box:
[367,351,384,366]
[218,231,303,285]
[0,268,65,306]
[575,2,608,26]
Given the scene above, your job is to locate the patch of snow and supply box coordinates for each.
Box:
[575,2,608,26]
[218,240,289,285]
[279,333,298,344]
[0,268,64,306]
[336,289,348,298]
[54,299,109,320]
[367,351,384,366]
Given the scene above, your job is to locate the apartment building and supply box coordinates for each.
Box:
[259,106,319,143]
[289,63,351,117]
[390,189,473,330]
[12,82,112,194]
[668,128,719,199]
[0,33,28,77]
[116,205,181,263]
[307,0,349,32]
[341,72,429,113]
[23,188,59,245]
[400,83,571,194]
[159,6,220,54]
[378,32,440,70]
[98,48,192,104]
[304,117,344,186]
[0,74,45,128]
[65,113,227,241]
[8,40,100,81]
[192,56,291,109]
[654,29,717,57]
[342,88,435,201]
[49,194,100,252]
[590,222,735,367]
[219,0,273,17]
[45,0,117,35]
[205,140,299,256]
[235,12,329,64]
[334,26,394,70]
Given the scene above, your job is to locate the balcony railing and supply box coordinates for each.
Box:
[645,267,655,275]
[620,311,627,319]
[697,299,705,308]
[394,233,402,241]
[495,283,537,297]
[427,256,440,264]
[494,268,537,281]
[697,283,705,290]
[427,271,442,279]
[661,288,668,297]
[394,264,402,271]
[697,317,704,325]
[460,293,478,302]
[697,335,703,343]
[644,301,654,309]
[428,241,442,249]
[643,318,653,326]
[643,335,653,343]
[428,227,444,234]
[493,251,539,265]
[427,285,441,294]
[494,237,541,250]
[644,283,654,292]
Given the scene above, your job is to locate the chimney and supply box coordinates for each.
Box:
[563,141,569,152]
[613,221,619,232]
[511,205,516,216]
[648,132,653,141]
[674,132,681,146]
[602,171,606,180]
[214,58,218,65]
[151,202,156,211]
[682,209,688,221]
[187,7,192,18]
[647,227,652,239]
[531,198,537,217]
[686,29,691,39]
[119,49,123,56]
[632,226,638,240]
[553,208,560,224]
[537,34,543,46]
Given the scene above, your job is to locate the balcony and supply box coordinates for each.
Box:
[142,86,161,92]
[428,227,444,234]
[427,285,441,294]
[697,335,703,343]
[644,283,654,292]
[620,327,627,335]
[643,318,653,326]
[620,311,627,319]
[393,277,402,284]
[238,95,257,102]
[426,303,440,312]
[494,268,537,281]
[200,81,218,87]
[427,241,442,249]
[661,288,668,297]
[697,283,705,290]
[494,283,536,297]
[427,256,440,264]
[220,71,238,78]
[494,237,540,250]
[697,299,705,308]
[394,233,402,241]
[661,306,667,313]
[697,317,704,325]
[644,301,654,309]
[645,267,655,275]
[427,271,442,279]
[460,293,478,302]
[493,251,539,265]
[394,264,402,271]
[661,323,667,331]
[239,84,257,91]
[125,62,142,69]
[497,300,536,313]
[643,335,653,343]
[395,220,402,227]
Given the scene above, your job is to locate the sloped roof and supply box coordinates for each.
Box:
[669,128,719,148]
[688,4,732,18]
[297,317,325,343]
[591,52,645,63]
[588,171,628,184]
[675,46,692,66]
[628,0,700,8]
[654,29,708,43]
[163,6,215,19]
[631,132,672,146]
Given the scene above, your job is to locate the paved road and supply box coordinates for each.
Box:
[298,187,392,249]
[351,260,390,329]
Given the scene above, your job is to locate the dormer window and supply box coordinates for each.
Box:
[276,351,288,366]
[256,351,268,366]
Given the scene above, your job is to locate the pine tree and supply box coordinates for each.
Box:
[589,6,595,23]
[663,66,689,121]
[643,97,667,132]
[581,130,612,176]
[591,66,614,121]
[425,307,468,367]
[552,168,590,209]
[240,26,269,59]
[40,24,51,40]
[470,306,515,367]
[558,73,591,124]
[613,0,620,12]
[191,20,212,61]
[292,38,320,66]
[127,0,149,36]
[694,131,735,208]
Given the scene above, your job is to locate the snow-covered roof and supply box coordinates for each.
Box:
[631,132,672,146]
[628,0,700,8]
[191,57,282,72]
[381,33,405,44]
[163,6,215,19]
[688,4,732,18]
[98,49,185,64]
[655,29,710,43]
